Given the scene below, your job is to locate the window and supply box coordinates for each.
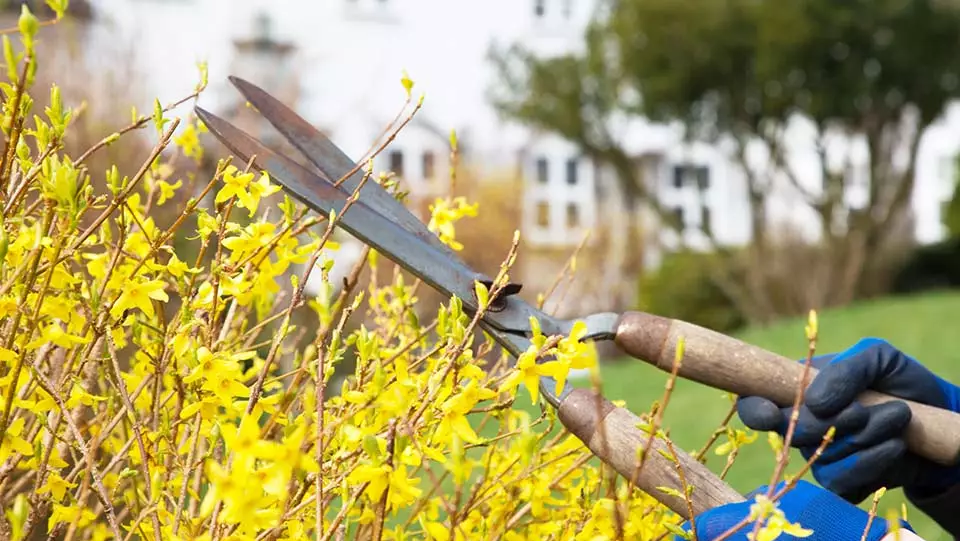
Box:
[536,157,549,184]
[534,0,545,17]
[672,206,685,228]
[422,151,435,180]
[565,158,578,185]
[389,150,404,177]
[536,201,550,227]
[566,203,579,228]
[695,166,710,191]
[672,163,710,190]
[672,165,684,188]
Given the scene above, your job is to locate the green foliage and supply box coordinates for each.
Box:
[891,237,960,294]
[943,154,960,240]
[893,151,960,294]
[637,250,746,334]
[607,0,960,130]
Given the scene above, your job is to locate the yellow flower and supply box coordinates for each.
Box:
[222,412,272,459]
[498,349,545,406]
[0,296,17,318]
[539,321,598,396]
[744,494,814,541]
[0,417,33,462]
[436,380,495,445]
[24,320,90,350]
[715,428,758,456]
[240,171,280,217]
[427,196,478,251]
[165,251,199,278]
[109,277,168,319]
[47,503,97,531]
[156,178,182,205]
[36,472,77,501]
[347,463,423,515]
[174,121,204,160]
[215,165,255,206]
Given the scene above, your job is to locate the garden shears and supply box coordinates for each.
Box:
[195,76,960,519]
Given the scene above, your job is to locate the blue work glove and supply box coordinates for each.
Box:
[736,338,960,534]
[679,480,910,540]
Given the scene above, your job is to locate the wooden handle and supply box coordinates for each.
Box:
[557,386,744,519]
[614,310,960,466]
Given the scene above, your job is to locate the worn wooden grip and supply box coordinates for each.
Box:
[614,310,960,466]
[557,387,744,519]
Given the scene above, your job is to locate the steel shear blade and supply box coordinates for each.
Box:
[194,76,619,408]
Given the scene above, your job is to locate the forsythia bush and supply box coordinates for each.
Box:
[0,4,860,541]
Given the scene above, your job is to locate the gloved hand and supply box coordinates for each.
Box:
[736,338,960,533]
[680,479,910,540]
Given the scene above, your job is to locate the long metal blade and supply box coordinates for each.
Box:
[195,106,548,335]
[227,75,459,259]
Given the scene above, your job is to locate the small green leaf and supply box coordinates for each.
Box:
[152,98,168,136]
[657,448,678,463]
[664,523,692,538]
[3,36,17,84]
[45,0,69,20]
[656,486,685,500]
[195,60,209,92]
[474,280,489,310]
[18,5,38,46]
[363,434,382,461]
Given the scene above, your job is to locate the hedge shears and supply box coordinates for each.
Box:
[195,76,960,519]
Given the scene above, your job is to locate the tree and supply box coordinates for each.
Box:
[944,154,960,239]
[488,0,960,324]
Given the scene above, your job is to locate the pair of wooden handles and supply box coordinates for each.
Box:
[555,310,960,519]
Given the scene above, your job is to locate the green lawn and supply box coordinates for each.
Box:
[570,290,960,540]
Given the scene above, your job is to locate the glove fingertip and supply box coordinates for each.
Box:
[871,400,912,431]
[736,396,784,432]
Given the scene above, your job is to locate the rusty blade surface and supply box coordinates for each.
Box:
[194,105,557,337]
[226,76,459,258]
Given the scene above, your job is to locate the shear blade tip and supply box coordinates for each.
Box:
[228,75,258,94]
[193,106,219,126]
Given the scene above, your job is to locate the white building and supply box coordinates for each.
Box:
[59,0,960,283]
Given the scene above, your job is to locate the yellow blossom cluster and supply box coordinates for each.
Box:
[0,4,843,541]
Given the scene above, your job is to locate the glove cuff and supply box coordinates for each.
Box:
[905,482,960,537]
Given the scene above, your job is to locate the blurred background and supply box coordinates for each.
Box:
[14,0,960,331]
[12,0,960,537]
